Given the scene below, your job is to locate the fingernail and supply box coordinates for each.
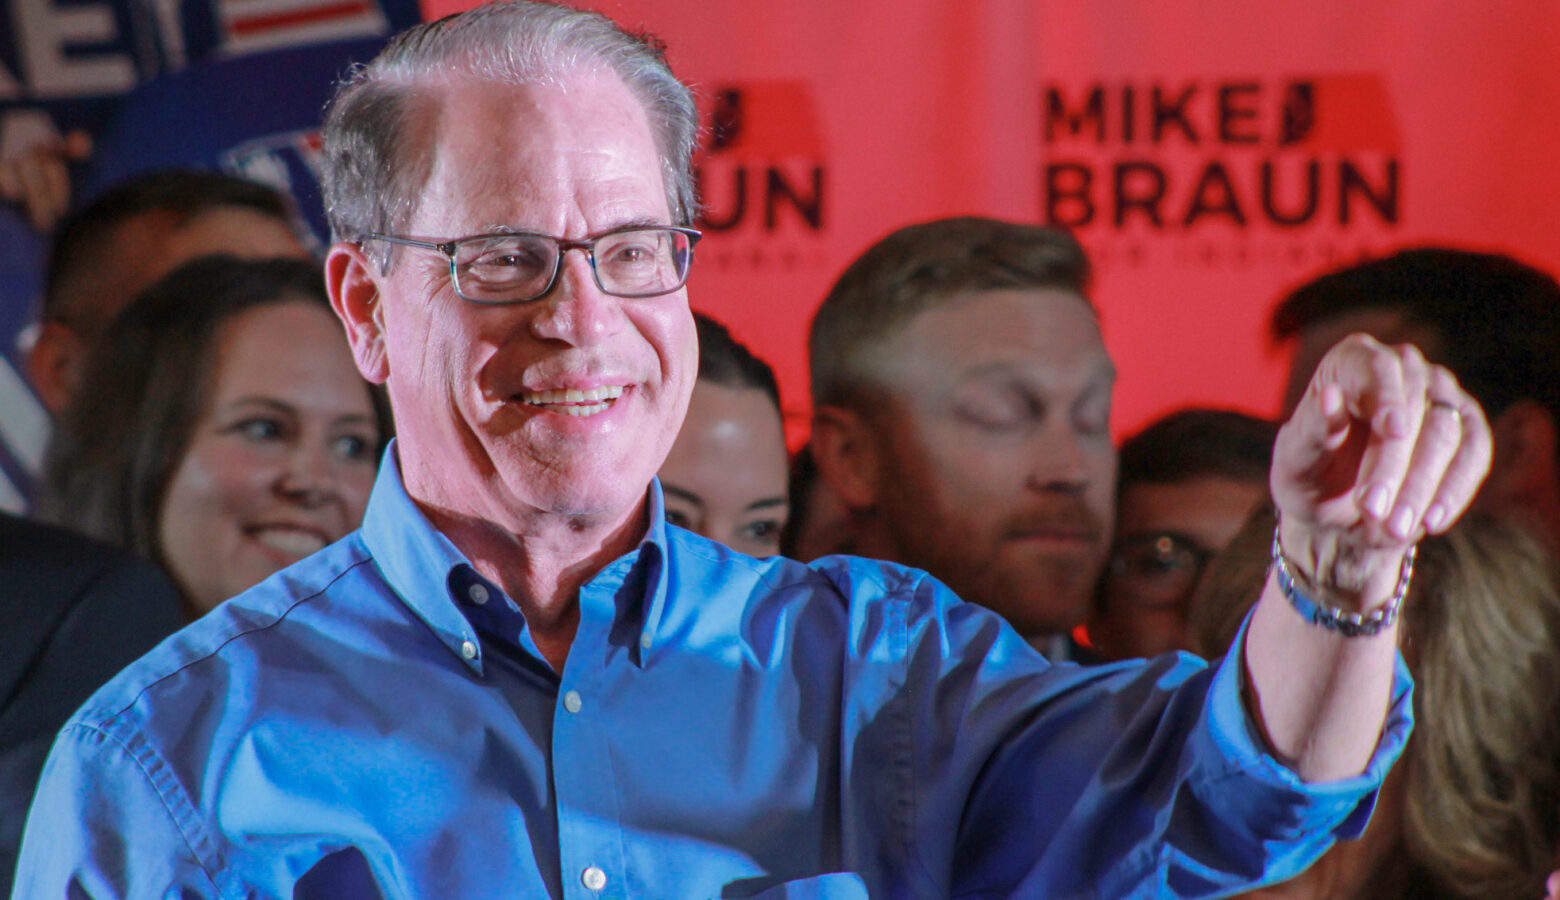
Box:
[1321,387,1343,417]
[1380,407,1406,436]
[1423,503,1447,532]
[1389,505,1416,539]
[1362,484,1391,518]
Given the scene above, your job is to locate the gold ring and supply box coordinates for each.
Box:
[1428,399,1462,419]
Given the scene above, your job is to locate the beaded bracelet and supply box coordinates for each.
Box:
[1270,524,1416,637]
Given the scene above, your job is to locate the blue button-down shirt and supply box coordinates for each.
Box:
[15,449,1411,899]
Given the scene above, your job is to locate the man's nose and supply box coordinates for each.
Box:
[528,250,625,345]
[1027,423,1094,493]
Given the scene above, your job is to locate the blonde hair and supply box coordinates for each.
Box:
[1400,515,1560,898]
[1186,501,1276,661]
[1189,511,1560,899]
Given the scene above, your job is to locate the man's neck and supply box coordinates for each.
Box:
[844,512,899,566]
[413,485,651,674]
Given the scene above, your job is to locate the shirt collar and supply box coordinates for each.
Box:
[573,477,671,669]
[634,477,671,664]
[361,442,490,673]
[360,440,673,671]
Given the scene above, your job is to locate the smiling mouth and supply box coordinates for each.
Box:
[515,385,625,417]
[248,525,329,559]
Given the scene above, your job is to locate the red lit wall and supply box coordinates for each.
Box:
[424,0,1560,447]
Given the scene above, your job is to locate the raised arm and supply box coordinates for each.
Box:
[1246,333,1491,781]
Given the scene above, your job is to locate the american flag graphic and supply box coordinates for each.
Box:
[217,0,391,55]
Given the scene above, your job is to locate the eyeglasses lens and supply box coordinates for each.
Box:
[1107,535,1205,606]
[452,228,692,303]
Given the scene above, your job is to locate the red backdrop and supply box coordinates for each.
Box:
[424,0,1560,447]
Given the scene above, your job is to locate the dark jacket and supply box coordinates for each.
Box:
[0,513,183,893]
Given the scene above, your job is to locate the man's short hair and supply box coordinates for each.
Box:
[809,217,1091,408]
[694,312,781,412]
[1117,408,1277,493]
[320,0,698,267]
[43,169,296,328]
[1272,247,1560,425]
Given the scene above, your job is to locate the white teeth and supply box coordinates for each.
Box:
[252,528,327,557]
[517,385,624,407]
[557,401,611,416]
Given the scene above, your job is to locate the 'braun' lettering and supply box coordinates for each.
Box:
[1043,158,1399,230]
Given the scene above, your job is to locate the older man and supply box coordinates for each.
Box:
[14,3,1490,898]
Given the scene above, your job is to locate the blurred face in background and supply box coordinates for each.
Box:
[159,299,380,615]
[856,288,1117,638]
[29,207,309,415]
[659,379,789,557]
[1092,476,1268,660]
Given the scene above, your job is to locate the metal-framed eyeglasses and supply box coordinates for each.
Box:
[360,225,702,305]
[1103,531,1217,609]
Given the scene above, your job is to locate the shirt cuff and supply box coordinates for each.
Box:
[1194,610,1414,845]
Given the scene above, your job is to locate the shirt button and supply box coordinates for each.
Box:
[460,640,478,659]
[640,631,652,649]
[468,583,489,605]
[581,866,607,891]
[563,690,582,714]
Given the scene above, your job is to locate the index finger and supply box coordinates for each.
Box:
[1326,337,1429,531]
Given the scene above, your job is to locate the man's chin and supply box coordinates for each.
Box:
[509,469,654,520]
[405,438,654,526]
[973,563,1099,639]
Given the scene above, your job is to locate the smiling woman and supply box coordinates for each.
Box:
[35,256,393,619]
[658,313,789,557]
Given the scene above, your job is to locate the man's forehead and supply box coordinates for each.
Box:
[853,287,1114,398]
[1298,306,1444,360]
[409,71,669,232]
[1283,306,1444,415]
[83,210,186,323]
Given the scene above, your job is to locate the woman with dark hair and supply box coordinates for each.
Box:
[35,255,391,618]
[658,312,789,557]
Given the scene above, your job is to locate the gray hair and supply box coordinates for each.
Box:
[320,0,699,266]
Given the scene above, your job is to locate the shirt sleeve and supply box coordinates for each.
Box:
[12,721,225,900]
[860,569,1412,899]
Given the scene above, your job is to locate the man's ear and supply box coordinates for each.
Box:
[325,242,390,384]
[1482,399,1560,506]
[809,404,882,511]
[26,321,85,416]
